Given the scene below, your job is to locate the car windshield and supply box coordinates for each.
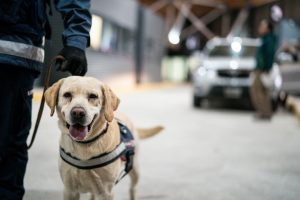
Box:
[208,45,257,58]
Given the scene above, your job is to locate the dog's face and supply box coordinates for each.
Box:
[44,76,119,141]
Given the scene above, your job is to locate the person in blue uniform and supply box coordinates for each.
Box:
[0,1,91,199]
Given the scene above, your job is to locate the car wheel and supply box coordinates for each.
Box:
[193,95,203,108]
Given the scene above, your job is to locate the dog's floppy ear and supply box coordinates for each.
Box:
[101,84,120,122]
[44,79,64,116]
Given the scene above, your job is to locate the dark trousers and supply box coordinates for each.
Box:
[0,65,37,200]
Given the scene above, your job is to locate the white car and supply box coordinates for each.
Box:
[192,37,282,109]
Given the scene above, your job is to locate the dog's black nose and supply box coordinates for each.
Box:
[71,107,86,120]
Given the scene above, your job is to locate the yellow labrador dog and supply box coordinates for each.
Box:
[44,76,163,200]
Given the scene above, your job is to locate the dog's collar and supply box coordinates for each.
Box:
[59,142,126,170]
[72,123,109,144]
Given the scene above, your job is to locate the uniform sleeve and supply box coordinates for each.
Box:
[54,0,91,50]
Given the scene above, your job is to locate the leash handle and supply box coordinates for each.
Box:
[27,55,65,149]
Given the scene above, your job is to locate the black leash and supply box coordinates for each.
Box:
[27,55,65,149]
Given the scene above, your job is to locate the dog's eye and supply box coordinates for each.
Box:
[63,92,72,99]
[88,93,98,100]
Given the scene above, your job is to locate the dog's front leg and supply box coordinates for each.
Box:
[90,185,114,200]
[64,188,80,200]
[90,193,114,200]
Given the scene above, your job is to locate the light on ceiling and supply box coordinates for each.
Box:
[271,5,283,22]
[168,29,180,45]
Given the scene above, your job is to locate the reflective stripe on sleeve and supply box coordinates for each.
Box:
[0,39,44,63]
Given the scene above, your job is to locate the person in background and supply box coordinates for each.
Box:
[250,19,277,120]
[0,0,91,199]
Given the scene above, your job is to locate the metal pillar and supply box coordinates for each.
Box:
[135,5,145,84]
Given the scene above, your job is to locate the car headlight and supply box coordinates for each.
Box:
[196,67,216,78]
[197,67,207,76]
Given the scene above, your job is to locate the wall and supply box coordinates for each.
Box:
[142,7,165,82]
[91,0,137,30]
[87,0,165,85]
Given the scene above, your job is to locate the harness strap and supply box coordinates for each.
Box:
[60,142,126,170]
[115,119,135,184]
[115,146,135,184]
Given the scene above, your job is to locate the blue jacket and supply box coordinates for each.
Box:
[0,0,91,72]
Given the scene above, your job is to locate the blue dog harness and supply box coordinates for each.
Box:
[59,120,135,183]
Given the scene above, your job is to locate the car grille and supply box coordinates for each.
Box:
[217,69,250,78]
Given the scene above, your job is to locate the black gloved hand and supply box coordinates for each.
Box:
[56,46,87,76]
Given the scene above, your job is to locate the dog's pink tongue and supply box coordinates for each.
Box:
[69,124,88,141]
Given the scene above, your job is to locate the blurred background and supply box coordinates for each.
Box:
[26,0,300,199]
[40,0,300,91]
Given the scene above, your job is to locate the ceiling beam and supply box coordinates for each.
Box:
[200,6,226,23]
[167,3,191,45]
[148,0,168,12]
[227,7,249,37]
[188,0,225,8]
[251,0,279,7]
[175,2,215,39]
[163,5,177,45]
[180,7,226,39]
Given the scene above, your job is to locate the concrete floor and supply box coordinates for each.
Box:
[24,85,300,200]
